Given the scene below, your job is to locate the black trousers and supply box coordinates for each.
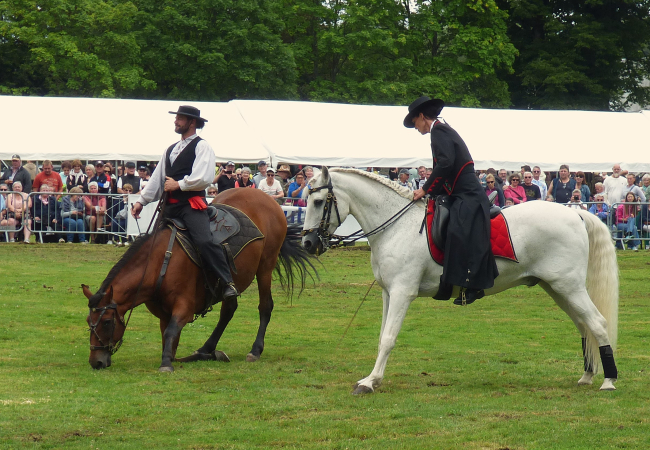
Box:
[164,202,233,285]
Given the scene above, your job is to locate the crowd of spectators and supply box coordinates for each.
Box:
[2,155,650,251]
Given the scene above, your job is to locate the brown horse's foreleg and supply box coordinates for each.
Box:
[160,313,191,372]
[195,298,238,355]
[248,272,274,362]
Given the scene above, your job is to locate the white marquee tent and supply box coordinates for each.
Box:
[2,96,649,172]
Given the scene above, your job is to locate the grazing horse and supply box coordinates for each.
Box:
[301,168,619,393]
[84,188,315,372]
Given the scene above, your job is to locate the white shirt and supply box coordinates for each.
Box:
[532,179,548,200]
[603,175,627,205]
[258,179,283,196]
[137,134,215,206]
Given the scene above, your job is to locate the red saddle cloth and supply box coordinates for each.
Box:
[425,198,518,266]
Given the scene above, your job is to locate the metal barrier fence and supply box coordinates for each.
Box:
[0,191,129,243]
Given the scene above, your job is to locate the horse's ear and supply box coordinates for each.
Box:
[321,166,330,184]
[81,284,93,300]
[106,286,114,302]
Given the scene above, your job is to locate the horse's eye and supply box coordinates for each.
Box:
[314,199,324,206]
[103,319,112,327]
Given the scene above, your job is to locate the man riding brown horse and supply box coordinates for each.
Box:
[131,105,238,301]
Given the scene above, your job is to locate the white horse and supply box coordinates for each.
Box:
[301,168,619,393]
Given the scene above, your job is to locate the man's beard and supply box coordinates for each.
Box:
[175,122,191,135]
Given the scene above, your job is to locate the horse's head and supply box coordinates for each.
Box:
[301,167,350,255]
[83,284,125,369]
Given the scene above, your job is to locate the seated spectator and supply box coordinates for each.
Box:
[206,185,218,197]
[498,169,509,186]
[567,189,587,210]
[522,171,541,201]
[67,160,87,191]
[616,191,641,250]
[589,194,609,224]
[4,181,32,243]
[484,174,505,206]
[574,171,591,202]
[546,194,554,202]
[503,173,527,204]
[396,169,413,190]
[257,168,284,204]
[61,187,87,244]
[84,181,107,243]
[31,185,60,243]
[287,171,308,206]
[303,166,315,183]
[109,183,132,246]
[235,167,255,188]
[504,198,515,206]
[83,164,96,192]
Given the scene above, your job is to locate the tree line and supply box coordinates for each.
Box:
[1,0,649,110]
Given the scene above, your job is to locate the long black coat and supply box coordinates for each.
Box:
[424,121,498,290]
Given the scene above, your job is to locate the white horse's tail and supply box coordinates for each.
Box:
[577,210,619,372]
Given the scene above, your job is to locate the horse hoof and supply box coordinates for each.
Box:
[577,372,594,385]
[600,378,617,391]
[213,350,230,362]
[246,353,260,362]
[352,384,374,395]
[158,366,174,373]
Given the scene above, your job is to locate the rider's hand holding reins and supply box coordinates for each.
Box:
[131,202,143,219]
[413,188,426,201]
[164,177,180,192]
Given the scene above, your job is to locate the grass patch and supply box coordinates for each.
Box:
[1,244,649,449]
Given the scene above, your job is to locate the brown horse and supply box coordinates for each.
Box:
[84,188,315,372]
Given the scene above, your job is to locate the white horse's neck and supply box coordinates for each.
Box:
[329,170,419,241]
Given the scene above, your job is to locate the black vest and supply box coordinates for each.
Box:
[120,174,141,193]
[165,137,204,203]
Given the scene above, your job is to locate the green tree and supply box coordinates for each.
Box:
[495,0,650,110]
[0,0,154,97]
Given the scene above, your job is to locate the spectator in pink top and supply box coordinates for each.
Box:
[503,173,527,205]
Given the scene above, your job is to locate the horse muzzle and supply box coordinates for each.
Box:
[89,351,112,370]
[302,231,325,255]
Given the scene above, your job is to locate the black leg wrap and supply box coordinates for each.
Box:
[582,338,594,373]
[599,345,618,379]
[433,277,453,301]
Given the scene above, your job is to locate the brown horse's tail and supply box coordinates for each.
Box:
[275,225,319,299]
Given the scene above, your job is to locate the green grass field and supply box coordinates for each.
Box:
[1,243,649,449]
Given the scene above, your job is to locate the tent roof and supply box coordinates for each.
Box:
[2,96,649,172]
[0,96,269,164]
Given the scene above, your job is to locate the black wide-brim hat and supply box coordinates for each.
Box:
[403,96,444,128]
[169,105,208,122]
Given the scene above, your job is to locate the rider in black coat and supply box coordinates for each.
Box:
[404,96,498,305]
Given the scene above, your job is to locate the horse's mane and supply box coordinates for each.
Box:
[327,168,415,201]
[89,233,154,306]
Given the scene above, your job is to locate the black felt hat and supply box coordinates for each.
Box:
[403,96,445,128]
[169,105,208,122]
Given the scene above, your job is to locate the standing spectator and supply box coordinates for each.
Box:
[23,160,39,182]
[498,169,509,186]
[67,159,88,192]
[33,160,64,193]
[567,189,587,210]
[206,185,218,197]
[503,173,527,204]
[5,181,32,243]
[257,168,284,203]
[61,187,87,244]
[520,165,532,177]
[531,166,548,200]
[616,192,641,251]
[603,164,627,205]
[388,168,399,181]
[109,183,132,245]
[522,171,541,201]
[574,171,591,202]
[216,161,237,192]
[623,173,646,202]
[593,182,608,204]
[640,174,650,226]
[1,154,32,193]
[276,164,292,196]
[0,184,8,236]
[548,164,575,204]
[59,161,72,193]
[287,171,308,206]
[138,166,151,191]
[84,181,107,241]
[118,162,141,194]
[31,185,60,242]
[412,166,427,190]
[90,161,111,194]
[484,174,505,207]
[103,163,118,192]
[589,194,610,224]
[83,164,95,192]
[252,160,268,187]
[235,168,255,188]
[397,169,414,190]
[303,166,315,183]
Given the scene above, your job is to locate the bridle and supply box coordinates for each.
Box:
[88,303,125,355]
[302,178,418,251]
